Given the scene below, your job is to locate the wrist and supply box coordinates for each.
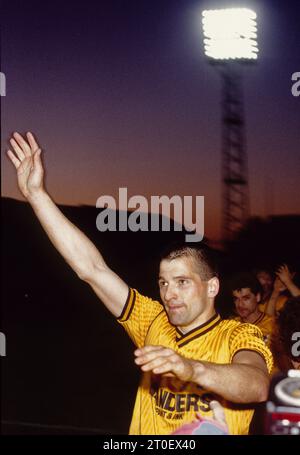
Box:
[190,360,206,384]
[27,188,48,205]
[284,278,292,288]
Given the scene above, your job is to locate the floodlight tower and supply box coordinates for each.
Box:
[201,8,258,242]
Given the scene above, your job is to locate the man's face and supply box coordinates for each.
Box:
[256,271,273,294]
[232,287,260,320]
[158,256,217,332]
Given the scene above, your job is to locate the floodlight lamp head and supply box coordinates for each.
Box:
[202,8,258,61]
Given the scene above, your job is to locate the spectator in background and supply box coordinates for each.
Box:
[230,273,275,350]
[255,268,274,307]
[265,264,300,317]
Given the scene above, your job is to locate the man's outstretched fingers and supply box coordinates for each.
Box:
[9,138,25,161]
[7,150,21,169]
[135,347,174,365]
[141,357,171,372]
[152,361,174,375]
[30,149,43,177]
[27,132,40,151]
[135,345,165,355]
[13,132,32,157]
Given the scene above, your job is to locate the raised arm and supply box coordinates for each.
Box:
[264,276,286,316]
[7,132,128,317]
[276,264,300,297]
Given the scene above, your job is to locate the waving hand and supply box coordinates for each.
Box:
[7,132,44,199]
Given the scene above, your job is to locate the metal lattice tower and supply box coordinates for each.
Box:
[220,63,250,242]
[201,7,258,244]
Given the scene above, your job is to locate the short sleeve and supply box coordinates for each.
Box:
[229,323,274,373]
[117,288,163,348]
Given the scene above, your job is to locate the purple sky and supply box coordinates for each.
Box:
[2,0,299,241]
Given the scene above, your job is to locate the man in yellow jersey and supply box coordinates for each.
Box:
[121,254,272,435]
[7,132,273,435]
[230,273,275,347]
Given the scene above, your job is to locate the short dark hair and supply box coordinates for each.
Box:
[159,242,218,280]
[277,296,300,361]
[253,267,273,277]
[229,272,262,296]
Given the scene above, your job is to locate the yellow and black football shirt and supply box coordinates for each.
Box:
[234,313,275,348]
[118,288,273,435]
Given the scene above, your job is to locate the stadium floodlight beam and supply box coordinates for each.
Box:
[202,8,258,61]
[201,8,259,243]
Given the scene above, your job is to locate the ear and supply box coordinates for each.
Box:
[256,292,261,304]
[207,277,219,298]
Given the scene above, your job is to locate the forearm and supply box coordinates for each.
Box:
[285,280,300,297]
[190,360,269,403]
[265,291,280,316]
[28,190,105,278]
